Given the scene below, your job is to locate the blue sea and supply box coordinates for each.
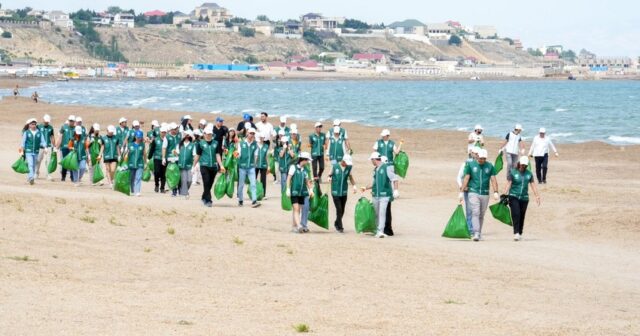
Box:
[6,80,640,144]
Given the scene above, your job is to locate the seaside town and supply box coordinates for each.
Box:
[0,2,638,80]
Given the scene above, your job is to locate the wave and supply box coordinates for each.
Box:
[555,108,568,112]
[608,136,640,145]
[389,115,400,119]
[424,118,437,123]
[340,119,357,123]
[457,127,469,131]
[550,132,573,138]
[209,110,223,114]
[128,96,163,106]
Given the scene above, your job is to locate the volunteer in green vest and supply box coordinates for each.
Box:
[164,123,180,196]
[502,156,541,241]
[36,114,55,181]
[125,120,142,146]
[328,126,347,165]
[126,130,146,197]
[57,115,76,182]
[373,129,402,164]
[461,149,500,241]
[329,119,351,153]
[175,130,197,199]
[192,128,203,186]
[116,117,129,150]
[286,152,315,233]
[149,126,168,193]
[69,126,88,187]
[255,134,270,198]
[87,123,104,186]
[289,124,301,145]
[328,155,358,233]
[147,120,160,140]
[193,126,225,207]
[101,125,121,189]
[277,135,296,192]
[362,152,400,238]
[236,128,261,208]
[274,116,290,139]
[309,122,327,183]
[19,118,46,185]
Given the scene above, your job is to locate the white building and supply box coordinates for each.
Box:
[113,13,135,28]
[427,23,453,39]
[474,25,497,38]
[172,11,191,25]
[301,13,345,31]
[44,11,74,29]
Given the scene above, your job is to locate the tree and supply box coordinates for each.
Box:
[224,20,233,28]
[70,9,97,21]
[303,30,323,47]
[560,49,576,61]
[107,6,123,14]
[503,37,514,45]
[15,7,32,19]
[527,48,543,57]
[256,15,269,22]
[204,16,210,23]
[341,18,370,30]
[239,27,255,37]
[1,31,12,39]
[448,34,462,46]
[244,54,259,64]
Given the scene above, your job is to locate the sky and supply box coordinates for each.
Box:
[3,0,639,57]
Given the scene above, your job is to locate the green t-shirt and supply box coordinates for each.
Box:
[509,168,534,200]
[464,161,496,196]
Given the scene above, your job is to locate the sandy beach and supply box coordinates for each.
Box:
[0,93,639,335]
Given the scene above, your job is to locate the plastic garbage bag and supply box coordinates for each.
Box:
[308,194,329,229]
[281,191,292,211]
[114,165,130,196]
[354,197,377,234]
[442,205,471,238]
[12,156,29,174]
[61,151,79,171]
[48,151,58,174]
[490,202,512,226]
[214,174,227,200]
[92,164,105,184]
[166,162,180,190]
[394,151,409,178]
[494,152,504,175]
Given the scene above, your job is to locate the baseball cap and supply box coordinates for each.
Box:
[314,122,322,128]
[478,149,488,159]
[216,117,224,123]
[160,126,168,133]
[369,152,381,160]
[248,128,256,134]
[342,155,353,165]
[184,130,194,138]
[43,114,51,123]
[519,156,529,166]
[68,115,76,121]
[539,128,546,133]
[515,124,523,130]
[279,116,287,123]
[107,125,116,133]
[380,129,391,137]
[291,128,298,134]
[333,119,341,126]
[74,126,83,135]
[299,152,312,161]
[135,130,144,139]
[75,116,82,122]
[132,120,140,127]
[243,113,251,121]
[470,147,480,154]
[93,123,100,131]
[119,117,127,123]
[169,122,178,129]
[26,118,37,124]
[204,126,214,135]
[151,120,159,127]
[199,118,207,125]
[183,115,192,120]
[474,124,483,130]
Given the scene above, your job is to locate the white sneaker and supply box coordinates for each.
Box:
[135,193,141,197]
[472,232,480,241]
[374,232,387,238]
[47,175,53,181]
[513,234,520,241]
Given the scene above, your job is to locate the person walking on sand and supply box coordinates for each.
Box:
[309,122,326,183]
[197,119,207,134]
[101,125,121,189]
[19,118,46,185]
[286,152,315,233]
[499,124,525,181]
[255,134,270,198]
[277,135,296,192]
[69,126,88,187]
[528,128,559,184]
[57,115,76,182]
[147,120,160,140]
[468,124,485,154]
[327,126,347,165]
[256,112,274,149]
[361,152,399,239]
[31,91,39,103]
[328,155,357,233]
[179,115,194,135]
[150,126,168,193]
[36,114,55,181]
[236,128,261,208]
[13,85,19,99]
[461,149,500,241]
[116,117,129,151]
[125,120,142,146]
[87,123,104,186]
[175,130,197,199]
[457,147,480,234]
[127,131,146,197]
[193,126,225,207]
[329,119,351,153]
[213,117,228,149]
[502,156,541,241]
[164,123,180,197]
[373,129,402,164]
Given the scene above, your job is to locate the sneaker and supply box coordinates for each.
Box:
[46,175,53,181]
[205,202,212,208]
[336,228,344,233]
[154,186,159,193]
[184,195,190,200]
[374,232,387,238]
[273,180,279,185]
[290,228,300,234]
[238,201,243,207]
[472,232,480,241]
[92,183,98,186]
[514,234,521,241]
[29,179,35,185]
[302,227,309,233]
[74,183,80,187]
[160,189,167,194]
[135,193,141,197]
[251,201,261,208]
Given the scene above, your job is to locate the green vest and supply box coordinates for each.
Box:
[331,164,352,197]
[376,139,396,163]
[116,126,129,146]
[73,138,87,161]
[275,126,290,137]
[197,139,218,168]
[309,132,326,157]
[238,140,257,169]
[509,168,533,200]
[372,163,393,198]
[329,137,345,162]
[464,161,496,196]
[60,124,74,146]
[24,129,43,154]
[255,144,269,169]
[166,134,179,157]
[127,128,140,144]
[152,137,164,160]
[147,128,159,139]
[178,142,195,170]
[277,147,292,173]
[127,143,145,169]
[290,164,309,197]
[101,135,120,161]
[38,124,54,147]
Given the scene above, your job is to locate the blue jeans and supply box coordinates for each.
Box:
[25,153,37,181]
[71,159,87,183]
[130,168,143,194]
[464,191,473,232]
[300,196,310,228]
[237,167,257,202]
[280,172,288,192]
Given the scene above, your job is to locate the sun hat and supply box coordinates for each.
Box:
[184,130,194,138]
[291,128,298,134]
[199,118,207,125]
[183,115,192,120]
[160,126,168,133]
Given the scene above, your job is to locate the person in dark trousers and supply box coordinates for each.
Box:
[212,117,228,149]
[149,126,168,193]
[255,134,270,198]
[528,127,559,184]
[328,155,357,233]
[192,126,225,207]
[309,122,327,183]
[57,115,76,182]
[236,113,257,138]
[502,156,541,241]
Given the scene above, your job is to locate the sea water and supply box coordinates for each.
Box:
[7,79,639,144]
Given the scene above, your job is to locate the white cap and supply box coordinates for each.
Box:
[75,116,82,122]
[290,123,297,130]
[478,149,488,159]
[43,114,51,123]
[204,125,214,134]
[160,126,168,133]
[333,126,341,134]
[299,152,312,161]
[281,136,289,142]
[107,125,116,133]
[74,126,83,135]
[314,122,322,127]
[342,155,353,165]
[333,119,341,126]
[279,116,287,123]
[194,129,203,136]
[539,127,546,133]
[519,156,529,166]
[381,155,389,163]
[515,124,523,130]
[474,124,483,130]
[170,122,178,129]
[184,115,192,120]
[93,123,100,131]
[68,115,76,121]
[278,130,285,136]
[369,152,381,160]
[132,120,140,127]
[380,129,391,137]
[199,118,207,125]
[291,128,298,134]
[151,120,159,127]
[248,128,256,134]
[119,117,127,123]
[26,118,37,124]
[184,130,194,138]
[470,147,480,154]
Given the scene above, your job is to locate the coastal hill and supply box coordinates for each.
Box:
[0,25,539,67]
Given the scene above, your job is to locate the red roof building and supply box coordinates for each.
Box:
[144,10,166,17]
[353,53,386,62]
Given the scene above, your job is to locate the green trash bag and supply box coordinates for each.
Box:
[166,162,180,190]
[308,194,329,229]
[281,191,292,211]
[147,159,154,172]
[233,165,239,182]
[12,156,29,174]
[268,152,276,173]
[494,152,504,175]
[246,181,264,201]
[214,174,227,200]
[92,164,105,184]
[442,205,471,239]
[310,183,321,212]
[61,151,79,171]
[224,152,236,169]
[490,202,512,226]
[527,163,532,173]
[354,197,377,234]
[142,166,151,182]
[48,151,58,174]
[114,166,131,196]
[394,151,409,178]
[225,171,235,198]
[90,141,100,166]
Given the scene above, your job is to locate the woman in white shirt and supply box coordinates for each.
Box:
[528,128,558,184]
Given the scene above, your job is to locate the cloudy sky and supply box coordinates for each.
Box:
[4,0,639,56]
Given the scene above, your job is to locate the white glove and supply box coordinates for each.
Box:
[555,152,559,157]
[458,192,464,201]
[285,188,291,197]
[393,190,399,199]
[493,192,499,200]
[520,149,525,155]
[162,158,167,166]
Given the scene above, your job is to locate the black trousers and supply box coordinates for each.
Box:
[60,147,70,181]
[534,154,549,183]
[200,165,218,203]
[332,195,347,230]
[312,155,325,180]
[385,202,394,236]
[256,167,268,195]
[153,159,166,190]
[508,196,529,235]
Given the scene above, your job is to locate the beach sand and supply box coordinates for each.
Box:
[0,96,639,335]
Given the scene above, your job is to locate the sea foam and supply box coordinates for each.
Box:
[608,136,640,145]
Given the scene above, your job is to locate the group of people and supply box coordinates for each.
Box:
[17,112,404,238]
[458,123,558,241]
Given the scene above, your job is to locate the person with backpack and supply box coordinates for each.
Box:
[328,155,357,233]
[175,130,197,199]
[193,126,225,207]
[19,118,46,185]
[126,130,146,197]
[361,152,399,238]
[35,114,55,181]
[502,156,541,241]
[286,152,315,233]
[236,128,261,208]
[461,149,500,241]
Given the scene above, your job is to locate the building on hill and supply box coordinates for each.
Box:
[91,16,112,26]
[43,11,74,29]
[274,21,303,36]
[388,19,425,35]
[426,23,453,39]
[193,2,232,23]
[144,10,166,18]
[446,20,462,30]
[513,39,523,50]
[113,13,135,28]
[249,21,274,36]
[301,13,345,31]
[353,53,387,65]
[27,9,45,18]
[474,25,497,38]
[173,11,191,25]
[579,56,632,71]
[0,9,14,18]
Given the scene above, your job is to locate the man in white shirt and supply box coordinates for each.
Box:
[255,112,274,148]
[528,127,559,184]
[500,124,525,181]
[467,124,485,154]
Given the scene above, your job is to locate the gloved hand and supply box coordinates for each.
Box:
[555,152,559,157]
[327,176,332,182]
[393,190,399,199]
[162,158,167,166]
[285,188,291,197]
[458,192,464,201]
[493,192,499,200]
[352,186,358,194]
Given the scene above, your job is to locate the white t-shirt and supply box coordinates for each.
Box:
[468,132,484,152]
[504,131,522,154]
[256,121,274,142]
[528,135,557,157]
